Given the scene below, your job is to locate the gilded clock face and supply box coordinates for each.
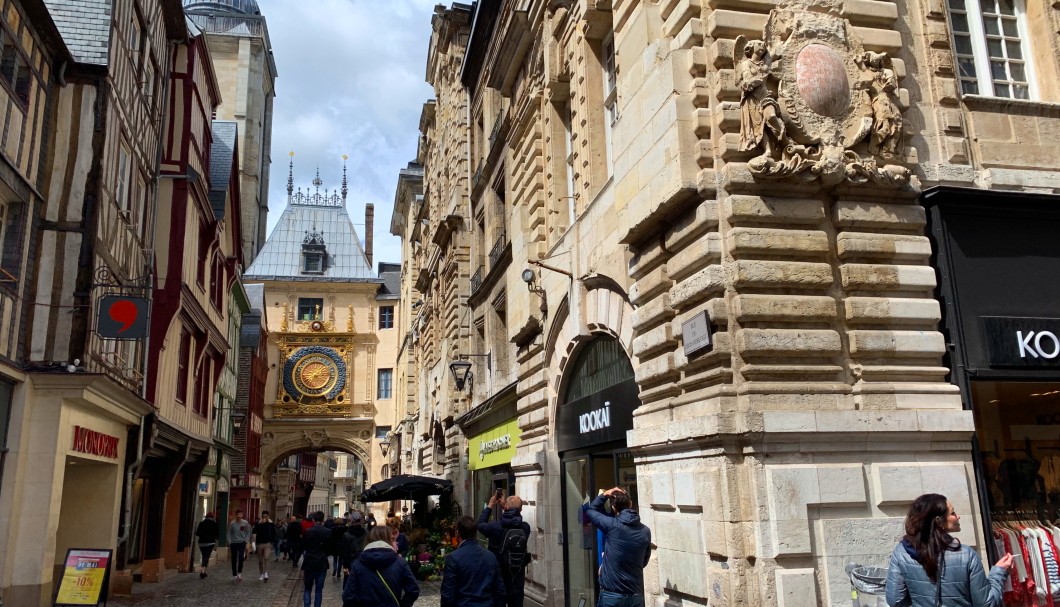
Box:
[283,346,347,400]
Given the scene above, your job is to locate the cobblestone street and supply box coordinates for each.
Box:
[110,558,441,607]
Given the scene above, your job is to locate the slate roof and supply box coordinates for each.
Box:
[376,262,401,300]
[244,200,379,283]
[244,283,265,311]
[44,0,111,66]
[208,121,238,220]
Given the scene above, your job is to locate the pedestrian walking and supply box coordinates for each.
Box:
[340,511,368,586]
[341,526,420,607]
[274,519,287,560]
[885,493,1012,606]
[228,509,253,582]
[301,511,332,607]
[287,514,304,567]
[440,516,506,607]
[329,513,348,580]
[195,512,220,579]
[366,512,377,531]
[253,511,277,582]
[478,492,531,607]
[584,487,652,607]
[388,516,409,557]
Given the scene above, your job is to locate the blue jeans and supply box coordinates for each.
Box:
[597,591,645,607]
[303,569,327,607]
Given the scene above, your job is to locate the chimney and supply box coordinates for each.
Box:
[364,203,375,268]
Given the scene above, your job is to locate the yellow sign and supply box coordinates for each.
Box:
[55,549,110,606]
[468,419,520,471]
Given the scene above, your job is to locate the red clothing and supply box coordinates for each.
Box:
[301,518,314,532]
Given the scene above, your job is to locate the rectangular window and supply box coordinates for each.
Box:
[302,252,324,274]
[602,35,618,175]
[0,28,29,106]
[379,306,394,329]
[176,330,190,403]
[377,369,393,400]
[563,102,576,225]
[375,425,392,439]
[297,298,323,321]
[117,143,131,215]
[947,0,1033,99]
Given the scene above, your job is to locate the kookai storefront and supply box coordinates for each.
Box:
[926,187,1060,562]
[556,336,640,607]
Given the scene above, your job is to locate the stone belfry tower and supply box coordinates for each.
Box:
[183,0,277,265]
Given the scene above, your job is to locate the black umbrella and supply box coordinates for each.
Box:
[360,474,454,502]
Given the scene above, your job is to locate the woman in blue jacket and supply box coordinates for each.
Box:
[886,493,1012,606]
[342,527,419,607]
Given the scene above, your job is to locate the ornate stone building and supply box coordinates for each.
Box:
[401,1,1060,606]
[245,160,401,520]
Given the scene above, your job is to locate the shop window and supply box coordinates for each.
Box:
[974,381,1060,520]
[379,306,394,329]
[946,0,1034,99]
[297,298,323,321]
[116,142,131,217]
[377,369,393,400]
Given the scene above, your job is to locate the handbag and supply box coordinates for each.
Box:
[376,570,400,606]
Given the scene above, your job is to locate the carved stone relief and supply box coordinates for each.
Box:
[735,1,909,187]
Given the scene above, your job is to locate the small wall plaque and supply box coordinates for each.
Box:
[682,310,713,356]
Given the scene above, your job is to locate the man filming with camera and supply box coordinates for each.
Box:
[478,489,532,607]
[584,487,652,607]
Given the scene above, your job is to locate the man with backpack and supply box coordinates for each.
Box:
[477,491,531,607]
[340,511,368,586]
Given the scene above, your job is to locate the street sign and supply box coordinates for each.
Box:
[96,295,149,339]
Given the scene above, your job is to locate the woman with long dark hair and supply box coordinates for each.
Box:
[886,493,1013,606]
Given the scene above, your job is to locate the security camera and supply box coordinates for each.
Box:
[521,268,535,284]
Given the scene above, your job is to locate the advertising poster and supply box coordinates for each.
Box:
[54,548,111,606]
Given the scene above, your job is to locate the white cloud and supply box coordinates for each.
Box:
[257,0,437,269]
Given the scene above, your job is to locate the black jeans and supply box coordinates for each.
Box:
[230,542,246,576]
[198,543,215,567]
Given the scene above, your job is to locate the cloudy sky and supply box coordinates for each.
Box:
[257,0,439,268]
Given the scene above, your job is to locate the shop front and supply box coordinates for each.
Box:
[926,187,1060,572]
[457,382,519,513]
[555,336,640,607]
[0,373,149,606]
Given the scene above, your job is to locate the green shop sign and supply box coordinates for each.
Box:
[468,419,520,470]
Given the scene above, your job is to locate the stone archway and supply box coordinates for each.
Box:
[260,419,373,475]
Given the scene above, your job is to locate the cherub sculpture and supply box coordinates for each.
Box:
[856,51,902,160]
[735,37,786,160]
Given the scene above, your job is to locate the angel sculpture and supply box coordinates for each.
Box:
[856,51,902,160]
[735,37,786,160]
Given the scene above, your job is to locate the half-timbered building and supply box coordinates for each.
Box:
[1,0,185,604]
[136,24,242,578]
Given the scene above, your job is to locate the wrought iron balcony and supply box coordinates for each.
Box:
[489,231,508,270]
[470,265,485,294]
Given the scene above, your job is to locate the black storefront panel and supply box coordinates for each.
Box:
[556,378,638,452]
[939,208,1060,372]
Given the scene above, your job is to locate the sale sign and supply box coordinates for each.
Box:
[54,549,111,606]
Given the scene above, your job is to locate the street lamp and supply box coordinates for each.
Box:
[231,412,246,435]
[448,353,490,392]
[379,434,391,458]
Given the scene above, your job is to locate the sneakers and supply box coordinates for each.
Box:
[264,572,269,582]
[258,574,265,581]
[200,571,207,579]
[236,574,242,581]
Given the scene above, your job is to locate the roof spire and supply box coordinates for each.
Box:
[313,166,322,193]
[341,154,349,205]
[287,151,294,198]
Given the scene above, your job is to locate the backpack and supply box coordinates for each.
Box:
[498,527,527,577]
[342,530,366,564]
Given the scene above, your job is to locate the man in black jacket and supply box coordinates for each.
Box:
[584,488,652,607]
[286,515,304,567]
[478,493,532,607]
[302,512,332,607]
[441,516,506,607]
[340,511,368,586]
[195,512,220,579]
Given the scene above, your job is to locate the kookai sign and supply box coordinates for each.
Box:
[556,378,639,452]
[983,317,1060,367]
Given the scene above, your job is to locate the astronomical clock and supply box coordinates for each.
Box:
[274,304,374,417]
